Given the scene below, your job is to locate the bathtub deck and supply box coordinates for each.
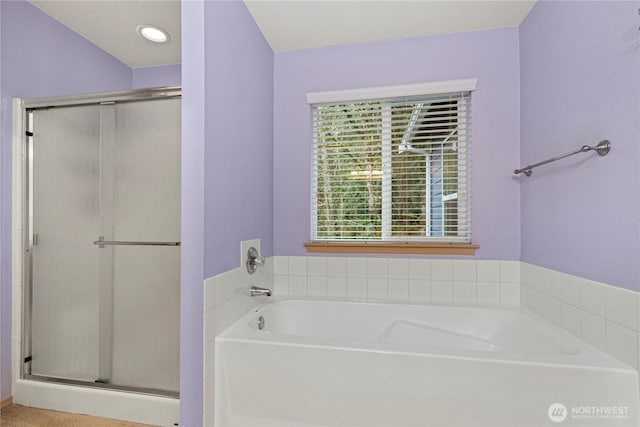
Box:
[0,405,156,427]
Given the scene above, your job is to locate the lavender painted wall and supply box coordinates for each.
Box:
[132,64,181,89]
[180,1,204,425]
[179,0,274,423]
[203,0,273,278]
[519,0,640,291]
[273,28,521,260]
[0,0,132,402]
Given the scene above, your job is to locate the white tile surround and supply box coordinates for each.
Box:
[203,256,640,426]
[273,257,520,306]
[520,262,640,373]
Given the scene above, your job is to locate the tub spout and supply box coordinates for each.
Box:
[250,286,272,297]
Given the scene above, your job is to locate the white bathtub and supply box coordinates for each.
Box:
[215,298,639,427]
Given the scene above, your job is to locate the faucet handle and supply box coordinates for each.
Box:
[246,247,266,274]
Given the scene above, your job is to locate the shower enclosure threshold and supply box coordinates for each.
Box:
[24,374,179,398]
[13,378,179,426]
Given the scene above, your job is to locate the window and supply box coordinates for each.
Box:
[308,80,476,251]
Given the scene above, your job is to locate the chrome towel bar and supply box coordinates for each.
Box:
[514,140,611,177]
[94,236,180,248]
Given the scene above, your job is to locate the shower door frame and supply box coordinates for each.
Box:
[12,86,182,399]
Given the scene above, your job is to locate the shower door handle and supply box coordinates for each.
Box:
[94,236,180,249]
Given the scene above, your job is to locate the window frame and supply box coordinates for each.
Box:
[306,79,479,255]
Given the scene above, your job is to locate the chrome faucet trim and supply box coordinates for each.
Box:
[246,246,266,274]
[250,286,272,297]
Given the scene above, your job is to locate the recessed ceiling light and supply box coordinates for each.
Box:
[137,25,170,43]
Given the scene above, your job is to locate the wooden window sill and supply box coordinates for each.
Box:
[304,242,479,255]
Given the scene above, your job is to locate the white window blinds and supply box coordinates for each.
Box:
[311,90,471,243]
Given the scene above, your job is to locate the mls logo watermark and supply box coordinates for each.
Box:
[548,403,567,423]
[547,403,630,423]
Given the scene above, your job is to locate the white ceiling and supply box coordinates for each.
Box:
[29,1,536,68]
[245,0,537,52]
[30,0,181,68]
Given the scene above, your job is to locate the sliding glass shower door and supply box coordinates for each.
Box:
[26,95,181,396]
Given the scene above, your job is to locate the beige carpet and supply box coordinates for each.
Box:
[0,405,157,427]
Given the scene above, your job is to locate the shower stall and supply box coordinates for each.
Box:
[12,87,181,424]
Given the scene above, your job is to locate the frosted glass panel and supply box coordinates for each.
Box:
[109,98,181,391]
[113,99,181,242]
[31,105,101,380]
[28,96,181,394]
[110,246,180,391]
